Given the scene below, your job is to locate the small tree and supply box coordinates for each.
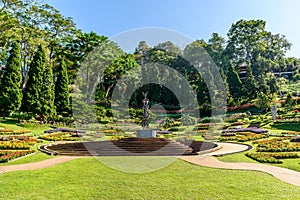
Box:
[0,42,22,118]
[55,58,70,116]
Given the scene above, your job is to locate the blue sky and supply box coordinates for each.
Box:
[45,0,300,57]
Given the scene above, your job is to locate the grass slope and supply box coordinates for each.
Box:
[0,158,299,199]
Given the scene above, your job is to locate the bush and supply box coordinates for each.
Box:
[9,112,32,120]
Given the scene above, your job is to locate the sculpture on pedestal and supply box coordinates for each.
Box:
[141,92,150,129]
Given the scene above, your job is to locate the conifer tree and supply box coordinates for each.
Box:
[40,61,56,120]
[55,58,70,116]
[23,45,45,115]
[0,42,22,118]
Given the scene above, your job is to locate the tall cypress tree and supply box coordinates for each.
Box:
[40,61,56,120]
[0,42,22,118]
[55,58,70,116]
[23,45,45,115]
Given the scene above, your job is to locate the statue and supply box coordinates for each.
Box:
[141,92,150,129]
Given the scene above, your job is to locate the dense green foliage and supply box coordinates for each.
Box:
[0,42,22,118]
[0,0,299,122]
[55,58,70,116]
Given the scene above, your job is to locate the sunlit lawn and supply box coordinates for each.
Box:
[0,158,300,199]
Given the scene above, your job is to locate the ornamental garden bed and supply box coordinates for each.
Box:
[245,152,300,164]
[0,150,35,163]
[222,127,268,134]
[39,132,81,141]
[0,129,31,135]
[220,132,268,142]
[255,139,300,152]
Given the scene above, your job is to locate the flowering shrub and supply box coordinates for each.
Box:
[0,150,34,163]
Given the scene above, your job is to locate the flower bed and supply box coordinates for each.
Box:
[236,133,268,142]
[221,132,236,137]
[0,130,32,135]
[231,121,245,126]
[44,128,86,134]
[0,136,38,145]
[222,127,268,134]
[256,140,300,152]
[0,141,31,150]
[246,152,300,164]
[0,150,35,163]
[39,132,81,141]
[219,136,237,141]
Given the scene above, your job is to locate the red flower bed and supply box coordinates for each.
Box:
[0,150,34,163]
[227,104,255,111]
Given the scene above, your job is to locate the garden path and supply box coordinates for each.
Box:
[0,156,81,173]
[180,142,300,187]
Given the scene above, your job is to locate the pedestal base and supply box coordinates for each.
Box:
[137,130,157,138]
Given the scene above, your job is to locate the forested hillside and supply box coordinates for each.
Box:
[0,0,299,123]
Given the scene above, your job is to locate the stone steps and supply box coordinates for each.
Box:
[42,138,195,156]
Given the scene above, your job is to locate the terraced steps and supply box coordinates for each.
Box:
[39,138,217,156]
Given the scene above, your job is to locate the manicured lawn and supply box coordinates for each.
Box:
[0,118,52,135]
[0,158,299,199]
[217,152,300,172]
[270,123,300,132]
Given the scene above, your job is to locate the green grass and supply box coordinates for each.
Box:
[217,152,300,172]
[270,123,300,132]
[0,158,300,199]
[0,118,52,135]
